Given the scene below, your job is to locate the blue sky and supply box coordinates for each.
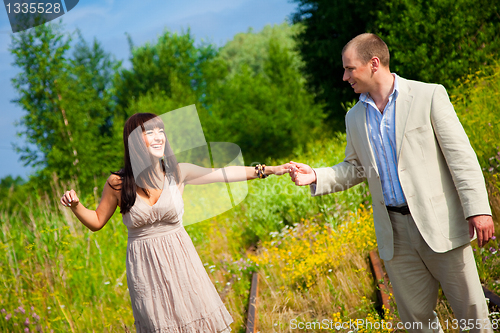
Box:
[0,0,297,180]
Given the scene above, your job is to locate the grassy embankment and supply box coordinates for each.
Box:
[0,132,382,333]
[453,64,500,298]
[1,64,499,333]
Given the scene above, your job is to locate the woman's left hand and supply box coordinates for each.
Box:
[272,163,292,176]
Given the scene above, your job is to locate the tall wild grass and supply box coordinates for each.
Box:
[0,133,372,333]
[451,63,500,221]
[2,61,500,332]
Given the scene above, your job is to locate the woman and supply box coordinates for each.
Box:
[60,112,290,333]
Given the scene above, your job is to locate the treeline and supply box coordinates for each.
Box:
[4,22,323,202]
[2,0,500,204]
[292,0,500,125]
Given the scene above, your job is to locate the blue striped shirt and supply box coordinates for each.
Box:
[360,74,406,206]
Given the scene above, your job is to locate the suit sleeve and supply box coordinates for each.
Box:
[430,84,491,218]
[310,115,366,196]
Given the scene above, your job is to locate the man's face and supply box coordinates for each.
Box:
[342,47,373,94]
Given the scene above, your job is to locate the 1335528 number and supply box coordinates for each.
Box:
[5,2,62,14]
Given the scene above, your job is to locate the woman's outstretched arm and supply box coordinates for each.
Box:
[60,175,120,232]
[179,163,290,185]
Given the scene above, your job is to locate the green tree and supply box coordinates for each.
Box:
[72,29,121,137]
[206,23,325,161]
[291,0,379,127]
[10,22,121,193]
[204,39,325,163]
[291,0,500,124]
[0,175,25,200]
[10,21,71,169]
[376,0,500,88]
[0,175,28,212]
[117,26,324,163]
[115,29,221,117]
[218,22,303,78]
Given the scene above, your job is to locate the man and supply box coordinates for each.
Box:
[290,33,494,333]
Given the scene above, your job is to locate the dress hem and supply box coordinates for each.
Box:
[134,304,233,333]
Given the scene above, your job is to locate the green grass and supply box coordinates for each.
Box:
[0,194,132,332]
[1,62,500,332]
[451,62,500,221]
[0,133,371,333]
[451,65,500,171]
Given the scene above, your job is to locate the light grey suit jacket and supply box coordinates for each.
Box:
[312,77,491,260]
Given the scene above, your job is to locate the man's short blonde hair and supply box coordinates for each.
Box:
[342,33,390,67]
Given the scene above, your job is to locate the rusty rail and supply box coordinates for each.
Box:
[483,285,500,308]
[246,272,259,333]
[369,250,392,312]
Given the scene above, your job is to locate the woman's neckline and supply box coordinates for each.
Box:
[136,176,168,208]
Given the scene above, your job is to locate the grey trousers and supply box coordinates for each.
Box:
[384,211,492,333]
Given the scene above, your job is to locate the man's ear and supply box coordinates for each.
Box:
[371,57,381,73]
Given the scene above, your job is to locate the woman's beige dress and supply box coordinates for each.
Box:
[122,176,233,333]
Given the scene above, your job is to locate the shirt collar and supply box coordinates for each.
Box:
[360,73,399,109]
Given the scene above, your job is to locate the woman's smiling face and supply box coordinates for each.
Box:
[144,127,166,159]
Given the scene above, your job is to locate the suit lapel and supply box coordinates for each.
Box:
[354,103,379,175]
[395,77,413,160]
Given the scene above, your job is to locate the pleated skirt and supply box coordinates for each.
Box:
[126,226,233,333]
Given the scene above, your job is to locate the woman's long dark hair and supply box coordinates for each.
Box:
[110,113,180,214]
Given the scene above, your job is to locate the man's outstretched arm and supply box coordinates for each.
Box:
[290,119,367,195]
[289,159,365,196]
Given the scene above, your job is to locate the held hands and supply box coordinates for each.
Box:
[60,189,80,208]
[273,163,292,176]
[468,215,495,247]
[289,161,316,186]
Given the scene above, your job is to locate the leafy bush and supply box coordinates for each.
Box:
[292,0,500,123]
[249,205,376,289]
[451,63,500,171]
[232,133,370,244]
